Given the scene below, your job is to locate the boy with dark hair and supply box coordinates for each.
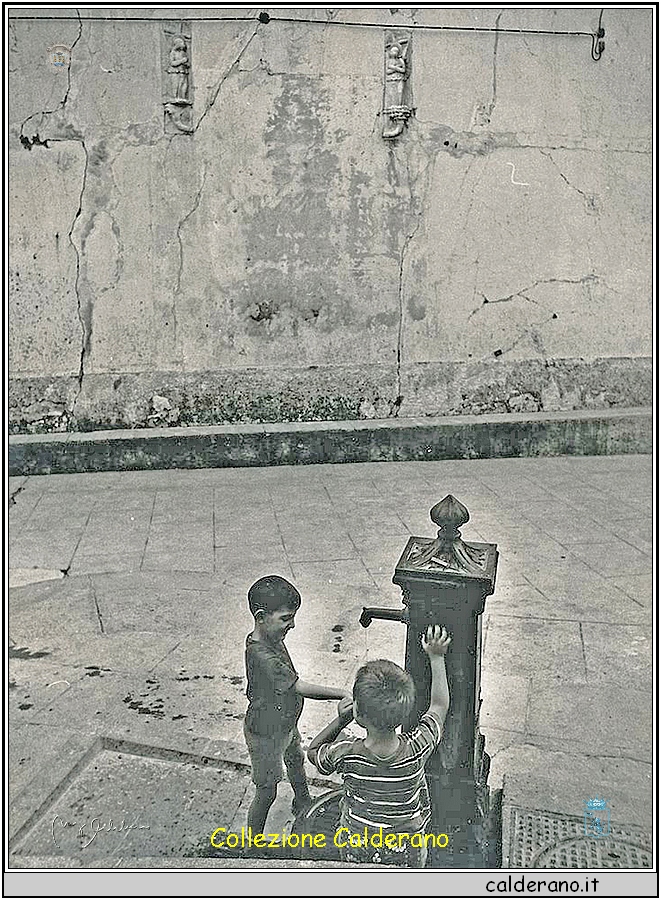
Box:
[308,625,451,867]
[244,574,348,834]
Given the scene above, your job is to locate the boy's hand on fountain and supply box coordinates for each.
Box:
[422,625,451,657]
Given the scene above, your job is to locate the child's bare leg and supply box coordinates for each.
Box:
[284,731,311,812]
[247,784,277,834]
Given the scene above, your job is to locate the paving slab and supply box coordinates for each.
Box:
[43,632,183,674]
[567,541,653,577]
[8,660,86,725]
[93,585,218,635]
[9,746,253,863]
[67,551,146,577]
[483,616,586,685]
[9,733,100,844]
[143,524,215,574]
[482,580,648,626]
[606,572,652,608]
[105,672,248,745]
[519,568,651,624]
[581,623,652,687]
[479,672,530,734]
[9,575,102,645]
[16,672,140,735]
[9,527,86,571]
[9,724,83,803]
[8,568,66,588]
[525,683,651,757]
[20,492,98,531]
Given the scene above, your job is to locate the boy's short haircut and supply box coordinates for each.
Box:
[353,659,416,730]
[248,575,302,616]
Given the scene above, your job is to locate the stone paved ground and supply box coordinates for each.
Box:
[7,455,652,865]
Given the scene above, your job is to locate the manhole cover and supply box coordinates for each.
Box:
[505,807,651,868]
[10,740,253,862]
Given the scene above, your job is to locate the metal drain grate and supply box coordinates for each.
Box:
[505,807,652,868]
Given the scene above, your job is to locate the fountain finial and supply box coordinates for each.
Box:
[430,495,470,544]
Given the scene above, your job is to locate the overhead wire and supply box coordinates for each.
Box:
[9,7,606,60]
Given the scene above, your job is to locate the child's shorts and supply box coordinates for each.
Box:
[243,723,305,788]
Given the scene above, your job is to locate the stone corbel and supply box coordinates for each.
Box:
[382,29,412,139]
[162,22,193,134]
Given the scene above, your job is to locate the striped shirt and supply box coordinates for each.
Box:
[309,712,443,834]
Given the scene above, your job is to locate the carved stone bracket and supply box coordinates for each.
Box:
[382,29,412,139]
[162,22,193,134]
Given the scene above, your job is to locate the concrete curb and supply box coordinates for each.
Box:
[9,407,652,476]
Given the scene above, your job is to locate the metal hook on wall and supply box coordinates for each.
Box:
[591,9,605,61]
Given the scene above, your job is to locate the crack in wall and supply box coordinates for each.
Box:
[26,122,165,422]
[539,148,599,212]
[13,14,93,421]
[19,11,83,148]
[467,288,538,320]
[393,140,441,411]
[469,275,600,358]
[523,142,651,154]
[70,140,90,417]
[395,230,413,407]
[486,10,503,122]
[495,314,555,357]
[192,23,260,134]
[109,213,124,285]
[443,156,487,287]
[103,141,131,286]
[539,148,609,281]
[409,122,651,158]
[173,166,208,349]
[469,274,599,319]
[238,56,286,77]
[469,10,502,129]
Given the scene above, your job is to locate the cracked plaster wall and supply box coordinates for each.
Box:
[8,7,652,432]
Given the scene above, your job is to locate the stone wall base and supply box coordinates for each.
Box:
[8,357,652,435]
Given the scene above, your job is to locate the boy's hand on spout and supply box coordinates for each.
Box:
[295,680,348,701]
[422,625,451,657]
[337,695,354,719]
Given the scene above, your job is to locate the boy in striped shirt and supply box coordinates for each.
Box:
[308,624,451,867]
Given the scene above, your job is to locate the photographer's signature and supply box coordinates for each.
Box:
[51,813,149,849]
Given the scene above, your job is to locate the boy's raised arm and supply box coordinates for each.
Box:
[422,625,452,723]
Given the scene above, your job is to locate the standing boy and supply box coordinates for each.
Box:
[307,624,451,867]
[244,575,348,834]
